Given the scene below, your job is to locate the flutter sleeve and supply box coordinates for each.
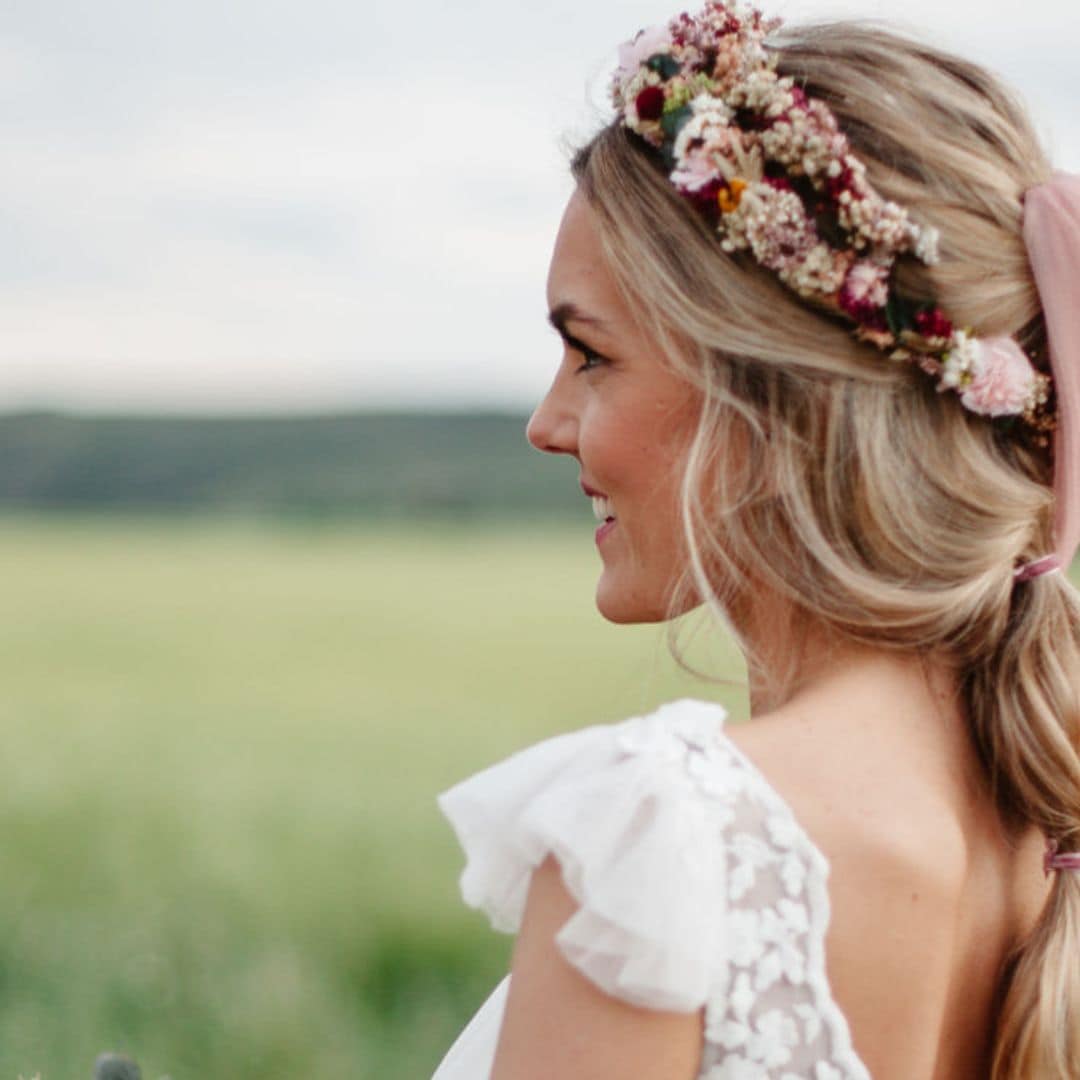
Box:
[437,699,731,1013]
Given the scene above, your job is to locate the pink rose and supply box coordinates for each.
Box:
[615,25,674,88]
[959,337,1036,417]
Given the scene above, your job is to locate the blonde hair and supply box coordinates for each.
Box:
[572,22,1080,1079]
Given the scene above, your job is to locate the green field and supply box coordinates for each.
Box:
[0,516,747,1078]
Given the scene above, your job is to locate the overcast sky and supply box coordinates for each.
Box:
[2,0,1076,414]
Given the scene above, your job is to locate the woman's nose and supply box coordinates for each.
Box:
[526,378,578,456]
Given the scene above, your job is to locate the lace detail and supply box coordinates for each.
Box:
[434,700,872,1080]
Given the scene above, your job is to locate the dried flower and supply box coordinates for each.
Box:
[960,338,1040,417]
[615,24,674,95]
[914,308,954,342]
[635,86,666,121]
[838,260,890,321]
[610,0,1050,428]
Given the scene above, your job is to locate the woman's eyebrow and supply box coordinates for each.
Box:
[547,303,609,353]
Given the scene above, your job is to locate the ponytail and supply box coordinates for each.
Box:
[965,574,1080,1078]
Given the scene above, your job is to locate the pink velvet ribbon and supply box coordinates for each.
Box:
[1024,172,1080,578]
[1028,175,1080,872]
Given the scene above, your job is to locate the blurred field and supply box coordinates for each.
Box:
[0,515,746,1078]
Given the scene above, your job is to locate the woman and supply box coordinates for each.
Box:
[433,4,1080,1077]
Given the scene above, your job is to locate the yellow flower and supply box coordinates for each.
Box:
[718,178,748,214]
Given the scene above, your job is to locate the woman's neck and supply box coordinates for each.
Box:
[739,599,992,817]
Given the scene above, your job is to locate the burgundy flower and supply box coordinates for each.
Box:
[684,177,725,216]
[914,307,953,341]
[635,86,666,122]
[839,289,885,327]
[839,259,890,318]
[763,175,794,193]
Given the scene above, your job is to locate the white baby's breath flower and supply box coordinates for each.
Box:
[914,224,942,265]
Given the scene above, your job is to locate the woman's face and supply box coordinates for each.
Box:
[527,190,702,624]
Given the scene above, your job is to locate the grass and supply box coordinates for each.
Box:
[0,515,747,1078]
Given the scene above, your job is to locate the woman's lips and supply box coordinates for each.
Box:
[582,482,615,542]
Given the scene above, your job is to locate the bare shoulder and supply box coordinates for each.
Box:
[723,706,968,891]
[491,856,703,1080]
[723,707,982,1077]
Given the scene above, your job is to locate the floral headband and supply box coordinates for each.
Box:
[610,1,1053,433]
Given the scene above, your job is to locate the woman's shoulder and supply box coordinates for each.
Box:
[722,701,971,952]
[723,704,965,871]
[440,697,817,868]
[438,698,838,1008]
[722,697,1049,1077]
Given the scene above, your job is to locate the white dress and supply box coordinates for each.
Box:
[432,699,872,1079]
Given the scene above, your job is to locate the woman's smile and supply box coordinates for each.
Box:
[582,482,617,543]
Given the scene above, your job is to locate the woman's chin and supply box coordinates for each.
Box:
[594,578,669,625]
[595,571,702,625]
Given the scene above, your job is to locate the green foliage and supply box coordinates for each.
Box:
[647,53,682,80]
[661,103,692,141]
[884,290,919,339]
[0,515,747,1077]
[0,412,580,520]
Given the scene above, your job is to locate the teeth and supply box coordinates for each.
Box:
[591,495,615,522]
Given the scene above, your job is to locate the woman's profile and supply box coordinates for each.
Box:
[433,3,1080,1077]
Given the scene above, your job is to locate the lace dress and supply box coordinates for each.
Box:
[432,699,872,1079]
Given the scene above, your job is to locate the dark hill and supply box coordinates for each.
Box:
[0,412,582,518]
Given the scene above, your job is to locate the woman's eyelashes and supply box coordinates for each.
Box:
[574,344,606,373]
[559,332,607,374]
[548,319,609,375]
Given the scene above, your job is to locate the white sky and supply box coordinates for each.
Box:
[2,0,1077,413]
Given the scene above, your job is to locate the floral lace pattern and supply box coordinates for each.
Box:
[616,704,870,1079]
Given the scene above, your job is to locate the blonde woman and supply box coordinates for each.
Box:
[433,4,1080,1077]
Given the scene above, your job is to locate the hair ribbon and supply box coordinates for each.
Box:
[1024,173,1080,577]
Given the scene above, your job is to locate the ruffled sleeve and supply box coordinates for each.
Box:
[437,699,730,1013]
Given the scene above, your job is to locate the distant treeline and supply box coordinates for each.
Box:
[0,412,582,518]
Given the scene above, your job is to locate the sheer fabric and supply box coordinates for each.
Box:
[433,700,871,1079]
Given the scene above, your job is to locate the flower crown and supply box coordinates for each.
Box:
[611,1,1053,431]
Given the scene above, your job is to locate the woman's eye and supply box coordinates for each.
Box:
[575,347,605,374]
